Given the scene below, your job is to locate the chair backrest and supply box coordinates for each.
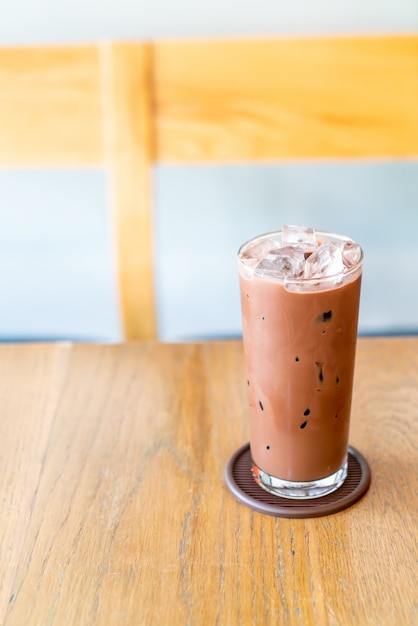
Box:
[1,36,417,340]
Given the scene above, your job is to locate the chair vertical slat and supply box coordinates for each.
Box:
[100,42,157,340]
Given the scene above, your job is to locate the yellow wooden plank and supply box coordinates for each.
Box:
[100,42,157,341]
[154,35,418,161]
[0,46,103,166]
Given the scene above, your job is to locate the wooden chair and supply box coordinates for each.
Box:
[1,36,417,340]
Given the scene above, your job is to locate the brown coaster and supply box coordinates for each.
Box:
[224,443,371,518]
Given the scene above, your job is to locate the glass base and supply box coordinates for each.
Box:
[252,459,348,500]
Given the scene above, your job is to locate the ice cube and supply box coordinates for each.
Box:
[257,245,305,278]
[282,225,317,250]
[303,242,344,280]
[241,237,280,264]
[342,241,362,268]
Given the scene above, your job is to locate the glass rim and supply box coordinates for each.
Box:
[238,229,364,285]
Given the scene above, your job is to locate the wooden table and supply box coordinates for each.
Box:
[0,338,417,625]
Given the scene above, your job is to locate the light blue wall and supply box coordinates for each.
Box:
[0,3,417,341]
[1,0,417,43]
[0,171,120,340]
[155,162,418,339]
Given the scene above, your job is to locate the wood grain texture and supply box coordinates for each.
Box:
[0,338,417,625]
[154,35,418,161]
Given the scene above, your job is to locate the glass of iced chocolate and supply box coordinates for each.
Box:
[238,226,363,499]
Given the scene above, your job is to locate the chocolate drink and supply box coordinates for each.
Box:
[238,227,363,497]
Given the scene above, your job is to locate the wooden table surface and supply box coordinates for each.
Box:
[0,337,417,625]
